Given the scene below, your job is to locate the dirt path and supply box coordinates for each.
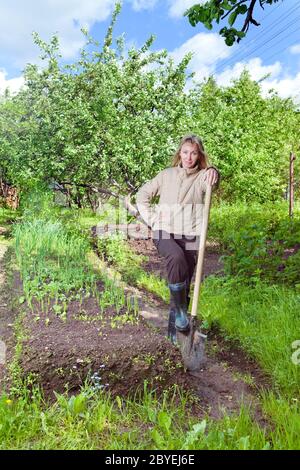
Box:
[0,242,8,369]
[0,228,19,387]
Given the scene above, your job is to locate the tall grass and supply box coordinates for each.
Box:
[2,381,299,449]
[11,189,95,303]
[260,391,300,449]
[13,218,96,303]
[0,383,274,450]
[97,233,170,302]
[10,189,135,318]
[200,276,300,397]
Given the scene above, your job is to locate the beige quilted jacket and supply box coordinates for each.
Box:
[136,164,220,236]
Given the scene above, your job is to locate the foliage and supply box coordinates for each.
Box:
[201,276,300,397]
[0,5,298,207]
[189,74,300,202]
[0,207,19,226]
[0,3,193,207]
[208,200,300,285]
[185,0,283,45]
[2,382,299,449]
[221,218,300,285]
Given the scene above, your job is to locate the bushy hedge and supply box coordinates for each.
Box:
[209,202,300,285]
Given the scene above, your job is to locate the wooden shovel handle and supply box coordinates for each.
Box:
[122,196,151,228]
[191,184,212,318]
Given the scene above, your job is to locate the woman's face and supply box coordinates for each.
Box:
[180,142,200,169]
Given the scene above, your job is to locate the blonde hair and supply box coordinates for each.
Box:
[172,134,209,170]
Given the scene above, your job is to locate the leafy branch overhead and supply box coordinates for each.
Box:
[185,0,283,46]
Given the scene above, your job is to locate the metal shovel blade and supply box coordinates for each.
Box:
[176,319,207,370]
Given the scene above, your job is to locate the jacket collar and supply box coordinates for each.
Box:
[177,162,200,176]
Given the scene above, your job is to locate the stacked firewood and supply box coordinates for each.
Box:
[0,179,19,209]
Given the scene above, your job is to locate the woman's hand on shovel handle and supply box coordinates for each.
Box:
[204,167,219,186]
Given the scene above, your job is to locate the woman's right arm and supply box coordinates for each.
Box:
[135,170,164,229]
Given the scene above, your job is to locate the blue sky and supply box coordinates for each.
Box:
[0,0,300,102]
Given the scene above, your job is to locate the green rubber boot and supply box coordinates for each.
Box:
[168,280,190,332]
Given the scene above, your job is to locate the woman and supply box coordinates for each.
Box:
[136,134,220,343]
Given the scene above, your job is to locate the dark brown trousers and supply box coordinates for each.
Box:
[152,230,199,287]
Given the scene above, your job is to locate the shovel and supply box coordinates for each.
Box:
[176,184,212,371]
[123,190,212,371]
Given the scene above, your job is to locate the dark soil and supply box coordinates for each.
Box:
[10,278,198,405]
[0,246,22,386]
[0,231,271,423]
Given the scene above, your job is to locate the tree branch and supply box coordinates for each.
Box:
[241,0,260,34]
[59,181,120,199]
[221,0,248,20]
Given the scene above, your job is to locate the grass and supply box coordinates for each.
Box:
[2,378,300,449]
[9,193,139,321]
[97,233,169,302]
[200,276,300,397]
[260,391,300,449]
[0,382,275,450]
[13,218,96,303]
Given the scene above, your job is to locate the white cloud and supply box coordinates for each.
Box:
[171,33,300,104]
[128,0,206,18]
[215,57,282,87]
[171,32,232,83]
[170,32,233,93]
[0,0,116,69]
[260,73,300,104]
[128,0,204,16]
[168,0,206,18]
[130,0,158,10]
[290,44,300,55]
[211,57,300,104]
[0,69,25,95]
